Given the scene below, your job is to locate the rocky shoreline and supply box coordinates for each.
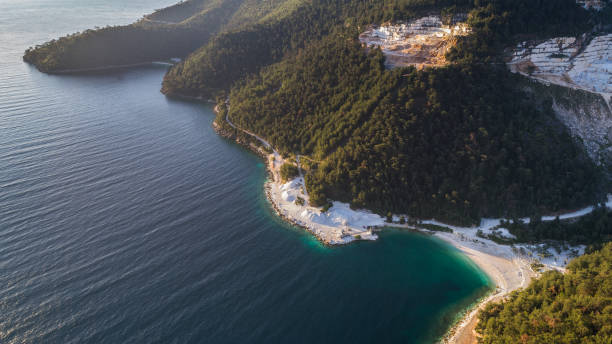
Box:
[213,119,347,246]
[212,120,270,160]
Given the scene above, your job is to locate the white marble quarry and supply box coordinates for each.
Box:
[508,34,611,94]
[359,15,470,68]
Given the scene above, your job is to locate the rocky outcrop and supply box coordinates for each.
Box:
[508,34,611,97]
[509,34,612,170]
[550,87,612,167]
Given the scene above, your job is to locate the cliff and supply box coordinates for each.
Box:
[509,33,612,170]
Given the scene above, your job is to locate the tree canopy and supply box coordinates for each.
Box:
[226,34,603,224]
[477,242,612,344]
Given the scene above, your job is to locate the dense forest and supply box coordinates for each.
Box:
[477,242,612,344]
[161,0,342,97]
[23,0,308,72]
[162,0,594,97]
[226,35,603,224]
[185,0,605,224]
[160,0,430,97]
[23,25,212,72]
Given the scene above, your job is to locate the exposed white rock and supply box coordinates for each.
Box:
[268,177,382,244]
[281,190,294,202]
[550,93,612,165]
[568,35,612,94]
[509,34,612,166]
[508,34,611,96]
[359,15,470,68]
[484,227,517,240]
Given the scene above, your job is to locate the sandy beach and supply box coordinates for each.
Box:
[435,233,535,344]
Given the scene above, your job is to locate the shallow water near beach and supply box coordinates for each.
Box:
[1,1,492,343]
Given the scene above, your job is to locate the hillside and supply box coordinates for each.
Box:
[507,33,612,170]
[144,0,305,29]
[212,0,606,224]
[23,0,307,73]
[159,0,483,98]
[224,34,603,225]
[160,0,600,99]
[476,242,612,344]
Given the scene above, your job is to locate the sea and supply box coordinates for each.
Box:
[0,1,492,343]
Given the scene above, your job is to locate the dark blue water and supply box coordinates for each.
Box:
[0,1,492,343]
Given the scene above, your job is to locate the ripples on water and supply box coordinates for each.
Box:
[0,1,492,343]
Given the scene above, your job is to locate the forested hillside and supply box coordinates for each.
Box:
[170,0,605,225]
[226,35,602,224]
[477,242,612,344]
[23,25,211,73]
[161,0,346,97]
[23,0,307,72]
[161,0,474,98]
[162,0,593,98]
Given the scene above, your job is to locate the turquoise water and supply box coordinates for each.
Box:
[0,1,492,343]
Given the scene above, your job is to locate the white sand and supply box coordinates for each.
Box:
[267,175,382,244]
[438,238,535,344]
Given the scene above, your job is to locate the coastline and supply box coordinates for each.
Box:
[213,111,380,245]
[26,60,180,74]
[436,234,535,344]
[212,104,605,344]
[385,221,538,343]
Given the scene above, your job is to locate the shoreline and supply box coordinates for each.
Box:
[211,104,604,344]
[26,60,180,74]
[214,112,380,245]
[386,222,537,344]
[436,233,534,344]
